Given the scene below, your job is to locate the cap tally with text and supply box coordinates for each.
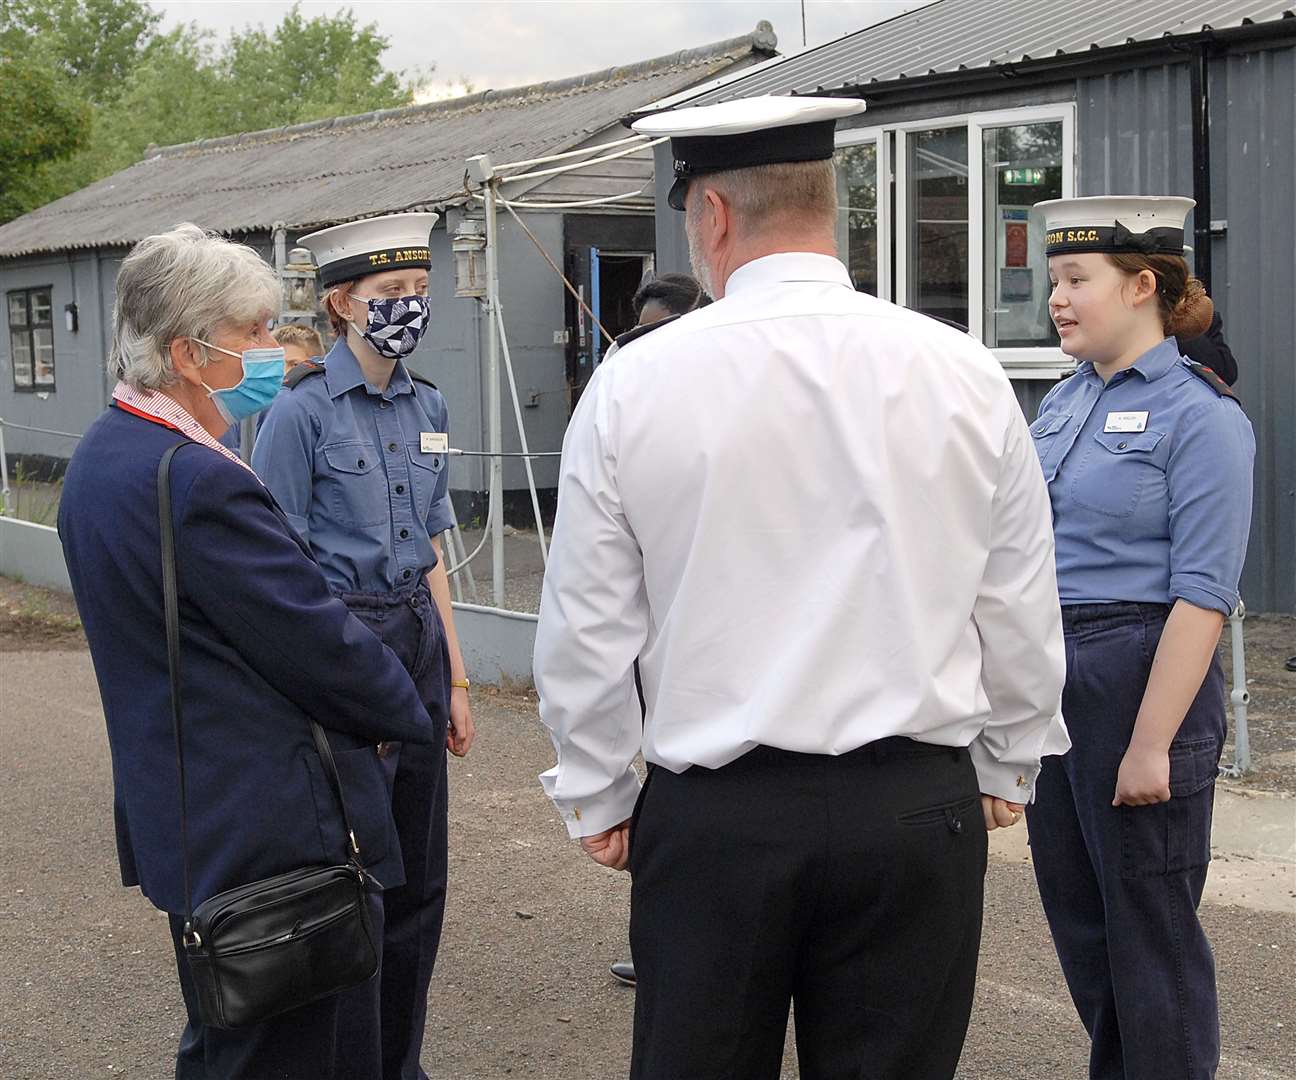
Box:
[1036,196,1194,257]
[632,96,867,211]
[298,212,439,288]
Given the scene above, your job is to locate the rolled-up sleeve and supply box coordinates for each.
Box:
[534,368,647,838]
[970,405,1071,803]
[251,396,317,543]
[1166,399,1255,616]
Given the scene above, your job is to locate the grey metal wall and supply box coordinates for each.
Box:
[416,210,571,510]
[1210,45,1296,615]
[1076,47,1296,612]
[0,249,120,463]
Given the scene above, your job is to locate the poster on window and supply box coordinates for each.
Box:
[1004,218,1028,268]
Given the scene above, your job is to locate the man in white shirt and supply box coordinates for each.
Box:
[534,96,1069,1080]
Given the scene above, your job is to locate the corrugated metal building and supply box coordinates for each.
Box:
[642,0,1295,613]
[0,24,777,519]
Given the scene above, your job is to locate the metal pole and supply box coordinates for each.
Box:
[483,180,506,607]
[1228,603,1251,775]
[0,422,11,516]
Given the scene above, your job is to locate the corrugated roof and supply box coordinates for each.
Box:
[0,24,777,258]
[642,0,1295,111]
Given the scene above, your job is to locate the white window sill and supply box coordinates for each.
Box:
[991,347,1077,381]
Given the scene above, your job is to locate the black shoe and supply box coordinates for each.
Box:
[1286,655,1296,672]
[610,960,636,987]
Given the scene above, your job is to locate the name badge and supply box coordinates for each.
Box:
[420,432,448,454]
[1103,411,1148,433]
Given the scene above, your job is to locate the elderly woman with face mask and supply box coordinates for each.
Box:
[252,213,473,1080]
[57,223,437,1080]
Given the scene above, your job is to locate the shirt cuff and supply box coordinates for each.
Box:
[1169,575,1237,616]
[539,765,641,839]
[971,753,1041,805]
[426,495,455,539]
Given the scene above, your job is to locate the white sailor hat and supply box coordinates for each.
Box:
[1035,196,1194,257]
[632,96,866,211]
[298,212,439,288]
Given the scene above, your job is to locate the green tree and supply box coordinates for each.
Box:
[1,0,159,103]
[0,52,91,221]
[2,2,419,224]
[217,5,409,132]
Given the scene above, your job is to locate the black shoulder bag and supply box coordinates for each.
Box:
[158,443,378,1030]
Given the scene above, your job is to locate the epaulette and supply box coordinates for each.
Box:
[1184,360,1241,404]
[613,313,682,350]
[283,360,325,389]
[409,370,439,391]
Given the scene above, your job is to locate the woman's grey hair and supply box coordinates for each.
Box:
[108,223,281,390]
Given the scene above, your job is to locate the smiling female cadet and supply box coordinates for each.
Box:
[252,213,474,1080]
[1025,196,1254,1080]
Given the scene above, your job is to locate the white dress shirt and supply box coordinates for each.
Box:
[535,252,1069,838]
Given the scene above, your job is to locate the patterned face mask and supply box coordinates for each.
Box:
[349,294,430,360]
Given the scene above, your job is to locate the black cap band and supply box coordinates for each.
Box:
[666,119,839,211]
[318,246,432,287]
[1044,223,1185,257]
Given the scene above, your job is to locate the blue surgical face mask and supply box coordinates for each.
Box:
[194,339,285,425]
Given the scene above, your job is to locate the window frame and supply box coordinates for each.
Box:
[840,103,1077,379]
[835,126,889,301]
[7,285,57,393]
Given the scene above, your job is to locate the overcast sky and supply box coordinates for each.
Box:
[155,1,930,92]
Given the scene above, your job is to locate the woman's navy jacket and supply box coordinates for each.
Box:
[57,405,436,914]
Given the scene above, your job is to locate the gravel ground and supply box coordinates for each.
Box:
[1,642,1292,1079]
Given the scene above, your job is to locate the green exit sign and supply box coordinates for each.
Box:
[1004,168,1045,186]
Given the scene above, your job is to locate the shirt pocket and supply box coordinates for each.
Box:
[1029,412,1071,478]
[320,440,389,527]
[406,442,445,528]
[1069,429,1166,518]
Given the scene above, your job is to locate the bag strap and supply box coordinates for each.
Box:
[157,443,364,942]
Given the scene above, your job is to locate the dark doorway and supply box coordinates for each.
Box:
[563,215,655,411]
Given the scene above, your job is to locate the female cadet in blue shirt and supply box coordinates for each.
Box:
[1025,196,1254,1080]
[252,213,474,1080]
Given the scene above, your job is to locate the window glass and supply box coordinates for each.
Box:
[908,126,968,327]
[835,142,878,295]
[33,328,56,386]
[31,289,52,326]
[11,332,33,386]
[8,293,27,327]
[982,122,1063,347]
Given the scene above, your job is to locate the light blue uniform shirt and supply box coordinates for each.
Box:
[1030,338,1254,616]
[251,339,454,594]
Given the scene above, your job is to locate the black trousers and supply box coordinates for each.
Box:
[628,739,987,1080]
[335,580,451,1080]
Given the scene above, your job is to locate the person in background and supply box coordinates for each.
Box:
[632,271,711,327]
[273,322,327,371]
[57,223,436,1078]
[535,96,1069,1079]
[1027,195,1254,1080]
[1178,311,1237,386]
[603,269,710,990]
[253,213,472,1080]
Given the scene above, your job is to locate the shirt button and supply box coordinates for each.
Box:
[395,484,406,494]
[1117,441,1128,450]
[399,528,410,539]
[402,569,412,580]
[379,400,391,409]
[388,442,398,452]
[357,458,365,468]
